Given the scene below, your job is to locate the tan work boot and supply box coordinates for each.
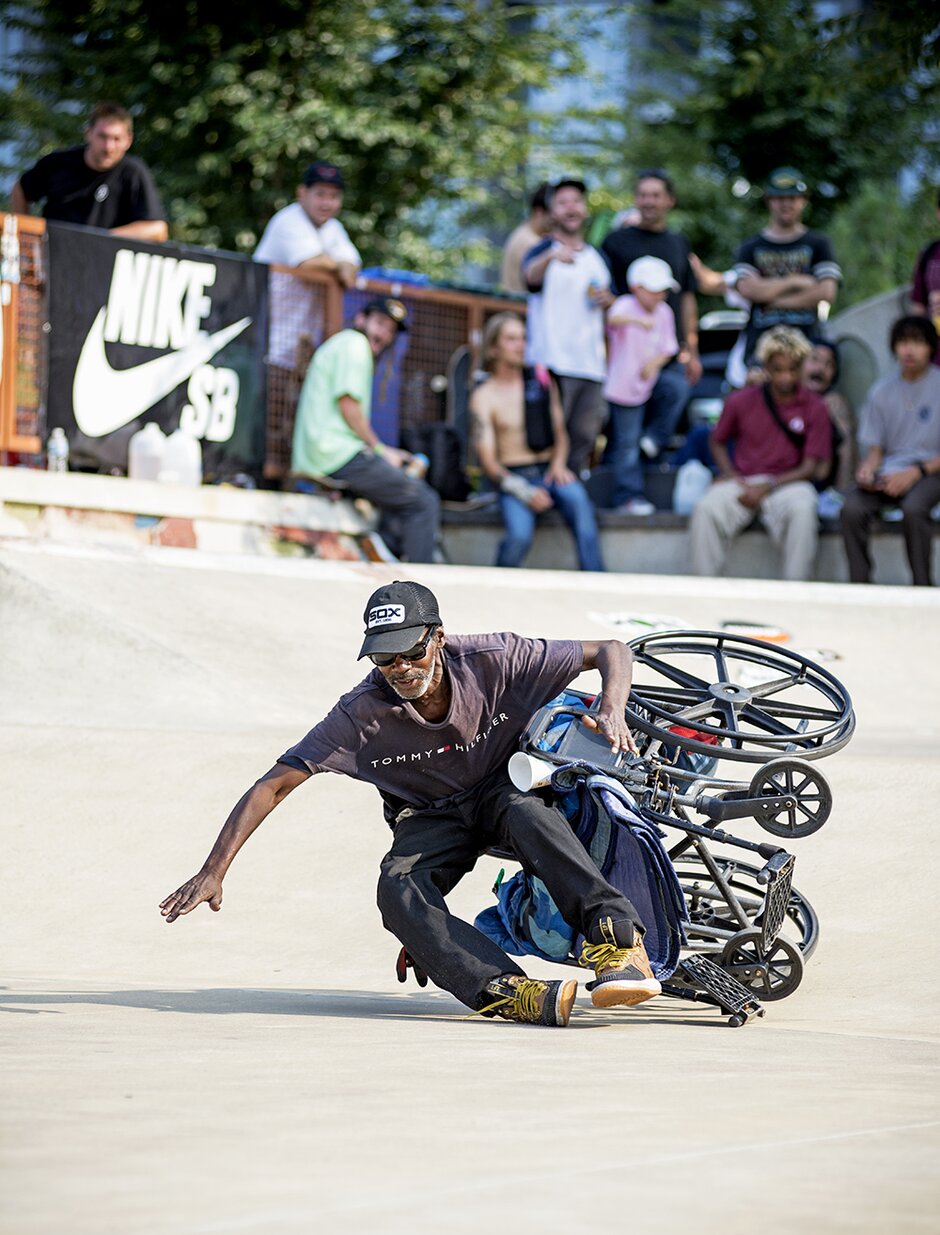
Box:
[478,974,578,1026]
[580,917,661,1008]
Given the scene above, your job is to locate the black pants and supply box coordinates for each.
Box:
[330,449,441,563]
[376,770,643,1010]
[840,476,940,586]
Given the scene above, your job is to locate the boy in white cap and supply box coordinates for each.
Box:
[603,255,680,513]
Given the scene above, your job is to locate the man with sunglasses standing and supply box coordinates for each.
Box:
[161,580,659,1027]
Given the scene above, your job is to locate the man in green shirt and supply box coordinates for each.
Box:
[292,298,440,562]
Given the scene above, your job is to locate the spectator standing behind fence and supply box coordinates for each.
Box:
[470,313,605,573]
[733,168,841,374]
[11,102,168,243]
[600,170,701,463]
[253,160,362,374]
[909,189,940,366]
[291,297,440,563]
[840,316,940,587]
[603,256,680,515]
[499,183,551,294]
[689,327,831,581]
[523,178,614,477]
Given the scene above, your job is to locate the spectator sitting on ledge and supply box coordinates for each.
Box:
[840,315,940,587]
[689,326,831,581]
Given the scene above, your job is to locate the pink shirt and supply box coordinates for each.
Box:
[603,295,678,406]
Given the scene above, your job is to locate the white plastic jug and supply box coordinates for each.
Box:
[128,422,166,481]
[159,426,203,487]
[672,459,713,515]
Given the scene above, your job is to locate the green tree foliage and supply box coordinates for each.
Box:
[617,0,940,305]
[0,1,588,276]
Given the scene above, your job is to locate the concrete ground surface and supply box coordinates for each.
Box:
[2,541,938,1235]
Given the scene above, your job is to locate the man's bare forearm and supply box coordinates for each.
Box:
[111,219,169,242]
[202,765,309,879]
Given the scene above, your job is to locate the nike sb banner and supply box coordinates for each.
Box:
[46,222,268,479]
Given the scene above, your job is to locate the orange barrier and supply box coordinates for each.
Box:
[0,215,45,460]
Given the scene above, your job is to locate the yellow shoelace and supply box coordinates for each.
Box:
[579,941,633,972]
[469,978,549,1021]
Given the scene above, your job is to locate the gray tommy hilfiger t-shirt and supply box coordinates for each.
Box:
[279,632,583,809]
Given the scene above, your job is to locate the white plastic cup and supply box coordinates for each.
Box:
[508,751,556,793]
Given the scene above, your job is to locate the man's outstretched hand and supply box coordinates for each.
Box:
[160,872,223,923]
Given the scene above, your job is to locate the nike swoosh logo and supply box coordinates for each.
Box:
[72,309,251,437]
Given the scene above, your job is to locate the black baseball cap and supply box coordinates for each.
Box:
[303,160,345,189]
[361,296,409,332]
[765,167,808,197]
[358,580,442,660]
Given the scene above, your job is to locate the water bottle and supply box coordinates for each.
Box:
[47,427,69,473]
[405,452,430,480]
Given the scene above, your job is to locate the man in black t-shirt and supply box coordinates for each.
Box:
[160,580,661,1028]
[12,101,168,243]
[600,170,701,460]
[733,167,841,375]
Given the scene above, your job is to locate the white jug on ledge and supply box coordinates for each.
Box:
[159,426,203,487]
[128,422,166,482]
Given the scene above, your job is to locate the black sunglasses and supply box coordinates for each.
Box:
[369,626,437,668]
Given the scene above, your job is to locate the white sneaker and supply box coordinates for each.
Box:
[639,435,660,460]
[616,497,656,516]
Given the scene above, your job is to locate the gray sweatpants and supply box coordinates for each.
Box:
[690,477,819,580]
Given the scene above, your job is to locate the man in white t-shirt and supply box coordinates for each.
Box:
[254,159,362,371]
[523,178,614,476]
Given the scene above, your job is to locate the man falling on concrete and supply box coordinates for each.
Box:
[161,580,659,1027]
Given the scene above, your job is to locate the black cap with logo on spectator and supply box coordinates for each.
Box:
[764,167,808,197]
[303,160,345,190]
[362,297,409,333]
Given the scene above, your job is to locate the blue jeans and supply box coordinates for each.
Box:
[497,464,605,572]
[643,361,690,450]
[605,401,645,506]
[605,362,691,506]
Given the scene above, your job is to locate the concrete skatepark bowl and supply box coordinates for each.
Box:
[2,541,938,1234]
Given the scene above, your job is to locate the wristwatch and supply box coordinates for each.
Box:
[917,461,929,478]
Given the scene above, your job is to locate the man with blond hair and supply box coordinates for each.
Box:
[689,326,831,580]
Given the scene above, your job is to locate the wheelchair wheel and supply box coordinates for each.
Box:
[626,630,854,765]
[748,758,833,838]
[719,928,804,1001]
[674,854,819,959]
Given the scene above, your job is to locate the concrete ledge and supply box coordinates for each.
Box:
[0,467,374,560]
[0,467,370,533]
[440,503,939,585]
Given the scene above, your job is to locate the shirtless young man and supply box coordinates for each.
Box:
[470,312,605,572]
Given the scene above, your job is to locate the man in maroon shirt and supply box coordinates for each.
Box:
[160,580,661,1027]
[689,327,831,579]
